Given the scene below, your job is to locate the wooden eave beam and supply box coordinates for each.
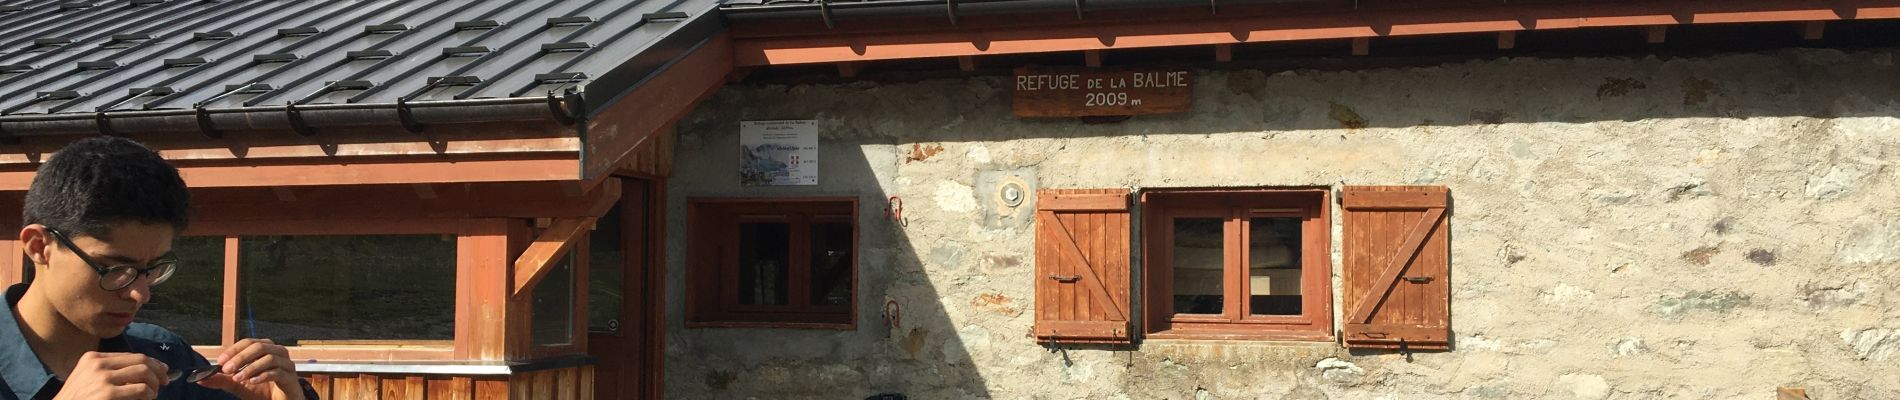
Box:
[579,33,734,191]
[732,0,1900,66]
[510,178,621,299]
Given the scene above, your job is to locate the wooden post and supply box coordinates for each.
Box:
[221,237,239,346]
[456,219,514,360]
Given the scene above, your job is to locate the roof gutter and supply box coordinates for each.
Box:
[722,0,1322,25]
[0,95,580,138]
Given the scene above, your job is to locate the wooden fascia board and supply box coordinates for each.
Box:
[732,0,1900,66]
[580,33,735,189]
[0,156,581,191]
[509,178,621,299]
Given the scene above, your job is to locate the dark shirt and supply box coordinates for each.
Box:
[0,284,318,400]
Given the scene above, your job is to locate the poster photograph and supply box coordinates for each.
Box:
[740,120,819,186]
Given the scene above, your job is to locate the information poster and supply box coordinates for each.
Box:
[740,120,818,186]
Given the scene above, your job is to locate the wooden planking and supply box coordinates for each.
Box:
[533,370,555,400]
[308,375,332,400]
[474,377,509,400]
[1341,186,1450,349]
[1032,188,1133,343]
[580,366,595,400]
[357,374,383,400]
[556,368,578,400]
[1038,192,1128,211]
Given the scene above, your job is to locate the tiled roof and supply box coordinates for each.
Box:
[0,0,723,119]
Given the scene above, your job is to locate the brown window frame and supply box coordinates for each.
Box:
[1142,189,1334,341]
[686,197,858,329]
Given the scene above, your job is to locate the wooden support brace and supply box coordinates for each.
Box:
[1084,50,1102,67]
[1646,25,1668,43]
[1351,37,1370,56]
[509,179,621,299]
[511,217,595,299]
[957,56,976,71]
[726,66,757,83]
[1497,31,1517,50]
[412,183,438,200]
[837,62,860,78]
[1214,44,1232,62]
[1802,21,1825,40]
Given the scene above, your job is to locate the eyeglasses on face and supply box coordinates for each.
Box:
[44,227,179,292]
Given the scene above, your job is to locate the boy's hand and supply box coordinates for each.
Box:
[52,352,167,400]
[200,339,304,400]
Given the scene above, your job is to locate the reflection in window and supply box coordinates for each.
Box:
[1249,217,1303,316]
[140,236,223,346]
[238,235,455,345]
[588,206,624,333]
[532,253,574,346]
[736,221,790,305]
[1172,218,1224,315]
[809,219,852,306]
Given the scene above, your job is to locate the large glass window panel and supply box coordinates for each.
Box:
[808,219,853,306]
[736,221,790,306]
[588,206,625,333]
[532,253,574,345]
[1248,217,1304,316]
[237,235,455,345]
[140,236,224,346]
[1171,217,1225,315]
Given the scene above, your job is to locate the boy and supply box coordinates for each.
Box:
[1,137,317,400]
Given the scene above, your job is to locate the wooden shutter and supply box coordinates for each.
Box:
[1033,189,1133,344]
[1341,186,1451,349]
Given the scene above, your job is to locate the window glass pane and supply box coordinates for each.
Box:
[588,206,624,333]
[532,253,574,345]
[1249,217,1303,316]
[736,222,790,305]
[238,235,455,345]
[141,236,223,346]
[808,220,853,306]
[1171,217,1224,315]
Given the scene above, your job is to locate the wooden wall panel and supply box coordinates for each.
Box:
[299,367,591,400]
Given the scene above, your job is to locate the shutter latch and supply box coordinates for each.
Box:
[1402,276,1432,283]
[1048,274,1081,283]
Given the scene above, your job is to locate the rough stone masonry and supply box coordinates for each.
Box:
[662,48,1900,399]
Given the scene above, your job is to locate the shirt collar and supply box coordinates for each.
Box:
[1,283,56,400]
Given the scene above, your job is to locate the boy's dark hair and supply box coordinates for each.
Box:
[22,136,190,240]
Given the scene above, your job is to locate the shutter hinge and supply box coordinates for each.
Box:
[1402,276,1432,283]
[1047,274,1081,283]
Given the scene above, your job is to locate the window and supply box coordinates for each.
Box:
[687,198,857,328]
[237,234,457,346]
[139,236,224,346]
[531,253,575,346]
[587,206,625,333]
[1143,189,1333,341]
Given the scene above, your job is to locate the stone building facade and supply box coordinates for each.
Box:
[661,48,1900,399]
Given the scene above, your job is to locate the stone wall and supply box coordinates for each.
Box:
[662,48,1900,399]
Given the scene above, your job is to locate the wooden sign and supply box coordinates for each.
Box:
[1012,66,1193,118]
